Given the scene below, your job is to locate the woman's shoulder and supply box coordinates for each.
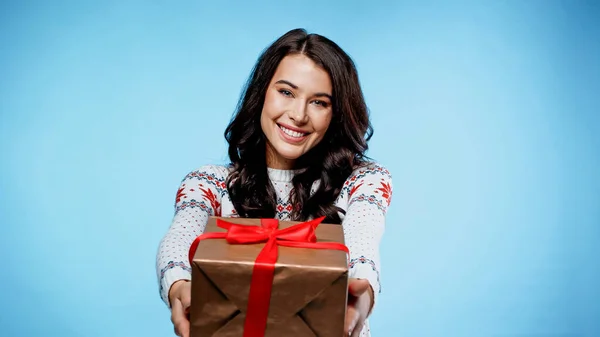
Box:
[346,160,393,184]
[337,160,394,210]
[338,160,392,197]
[180,163,232,183]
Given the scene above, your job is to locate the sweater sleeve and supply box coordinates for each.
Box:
[155,165,227,307]
[341,163,393,311]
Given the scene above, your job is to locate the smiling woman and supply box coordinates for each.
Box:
[156,28,393,337]
[261,54,334,169]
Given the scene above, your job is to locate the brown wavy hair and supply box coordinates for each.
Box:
[224,28,373,224]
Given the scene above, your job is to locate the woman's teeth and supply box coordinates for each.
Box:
[280,125,306,138]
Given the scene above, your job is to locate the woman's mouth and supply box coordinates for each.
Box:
[277,124,309,143]
[278,124,308,138]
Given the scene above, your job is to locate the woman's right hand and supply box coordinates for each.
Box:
[169,280,192,337]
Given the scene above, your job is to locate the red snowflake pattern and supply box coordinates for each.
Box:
[348,182,364,199]
[200,187,221,216]
[175,186,187,203]
[376,180,392,206]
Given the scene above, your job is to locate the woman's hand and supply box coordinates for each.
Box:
[169,280,192,337]
[168,278,372,336]
[345,278,374,337]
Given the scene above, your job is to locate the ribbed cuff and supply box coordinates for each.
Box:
[160,267,192,308]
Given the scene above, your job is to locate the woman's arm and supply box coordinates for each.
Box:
[155,165,227,307]
[341,163,393,312]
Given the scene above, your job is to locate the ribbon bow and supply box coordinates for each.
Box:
[188,217,349,337]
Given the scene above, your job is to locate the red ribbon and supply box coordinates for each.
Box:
[188,216,349,337]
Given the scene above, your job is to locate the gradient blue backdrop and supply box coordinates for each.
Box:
[1,1,598,336]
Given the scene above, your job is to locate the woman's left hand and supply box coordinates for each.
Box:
[345,278,373,337]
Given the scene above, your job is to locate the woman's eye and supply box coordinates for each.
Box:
[313,100,329,108]
[279,89,292,97]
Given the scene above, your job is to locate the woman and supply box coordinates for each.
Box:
[156,28,393,337]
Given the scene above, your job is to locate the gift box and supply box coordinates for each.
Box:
[188,216,349,337]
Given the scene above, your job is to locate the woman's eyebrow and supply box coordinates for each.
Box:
[275,79,332,99]
[275,79,298,89]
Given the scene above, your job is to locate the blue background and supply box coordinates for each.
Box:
[1,1,598,336]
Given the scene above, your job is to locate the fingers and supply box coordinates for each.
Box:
[180,286,192,317]
[171,298,190,337]
[344,303,359,336]
[168,280,187,307]
[347,278,370,336]
[351,321,365,337]
[348,278,370,297]
[345,304,365,337]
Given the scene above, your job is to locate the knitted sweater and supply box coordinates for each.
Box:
[156,162,393,336]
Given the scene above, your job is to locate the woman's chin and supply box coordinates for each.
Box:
[270,143,303,158]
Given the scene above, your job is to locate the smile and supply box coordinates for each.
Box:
[278,124,308,138]
[277,124,309,143]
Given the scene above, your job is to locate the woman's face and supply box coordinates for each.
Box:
[260,54,333,169]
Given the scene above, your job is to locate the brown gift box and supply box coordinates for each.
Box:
[189,216,349,337]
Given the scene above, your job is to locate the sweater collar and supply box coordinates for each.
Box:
[267,167,301,183]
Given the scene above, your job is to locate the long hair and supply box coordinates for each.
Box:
[224,28,373,224]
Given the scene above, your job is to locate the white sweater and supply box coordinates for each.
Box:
[156,162,393,336]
